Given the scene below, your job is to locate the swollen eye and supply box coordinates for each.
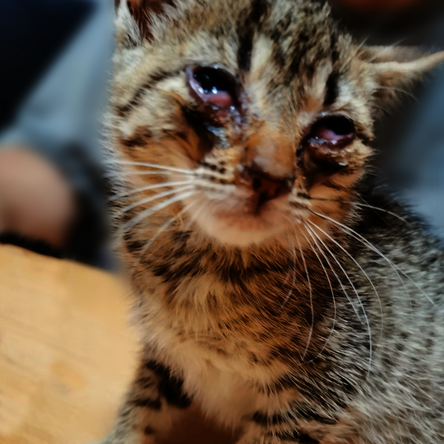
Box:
[186,66,238,112]
[306,116,355,151]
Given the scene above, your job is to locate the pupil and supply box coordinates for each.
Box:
[194,69,230,95]
[323,116,354,136]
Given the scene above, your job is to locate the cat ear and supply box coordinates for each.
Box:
[361,46,444,104]
[115,0,175,43]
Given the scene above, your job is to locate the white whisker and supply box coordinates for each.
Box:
[356,195,409,225]
[131,198,199,277]
[296,232,314,360]
[171,199,208,252]
[309,197,409,225]
[299,229,337,364]
[119,160,192,173]
[110,180,193,202]
[304,224,364,324]
[118,190,195,235]
[304,224,373,374]
[117,185,193,217]
[307,219,384,350]
[280,239,298,311]
[127,170,174,176]
[309,210,434,306]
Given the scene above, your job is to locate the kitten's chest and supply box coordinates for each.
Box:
[161,331,288,425]
[136,271,295,419]
[139,295,288,423]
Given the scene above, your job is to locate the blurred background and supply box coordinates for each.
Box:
[0,0,114,268]
[0,0,444,269]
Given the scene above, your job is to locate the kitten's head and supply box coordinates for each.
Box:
[110,0,444,249]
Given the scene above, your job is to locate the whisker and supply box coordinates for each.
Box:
[301,225,362,328]
[280,248,295,289]
[110,180,193,202]
[280,239,298,311]
[304,224,373,374]
[299,229,337,364]
[171,199,208,253]
[356,195,409,225]
[308,197,409,224]
[309,210,434,306]
[117,185,193,216]
[307,219,384,350]
[118,190,195,236]
[304,224,364,324]
[295,232,314,360]
[130,198,199,278]
[118,160,192,173]
[126,170,174,176]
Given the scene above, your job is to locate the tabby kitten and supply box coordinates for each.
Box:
[99,0,444,442]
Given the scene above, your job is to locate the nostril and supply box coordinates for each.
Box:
[252,178,262,191]
[235,164,295,205]
[258,192,269,207]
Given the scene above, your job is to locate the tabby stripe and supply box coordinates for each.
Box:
[120,126,153,148]
[144,360,192,408]
[323,71,339,107]
[136,376,157,389]
[275,431,320,443]
[116,68,183,117]
[323,180,348,192]
[131,398,162,410]
[237,0,268,72]
[286,31,310,84]
[252,411,288,425]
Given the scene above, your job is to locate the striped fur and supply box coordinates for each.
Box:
[96,1,444,443]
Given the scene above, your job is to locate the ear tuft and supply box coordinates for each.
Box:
[116,0,175,41]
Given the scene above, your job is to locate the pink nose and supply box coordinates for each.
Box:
[235,164,295,205]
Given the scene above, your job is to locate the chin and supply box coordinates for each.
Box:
[193,203,291,247]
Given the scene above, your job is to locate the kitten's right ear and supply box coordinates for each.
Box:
[360,46,444,105]
[114,0,175,44]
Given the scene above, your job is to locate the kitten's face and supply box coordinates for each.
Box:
[112,0,443,248]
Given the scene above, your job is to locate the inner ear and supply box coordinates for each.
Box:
[124,0,175,40]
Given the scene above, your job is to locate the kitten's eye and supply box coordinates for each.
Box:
[186,66,239,120]
[306,116,355,152]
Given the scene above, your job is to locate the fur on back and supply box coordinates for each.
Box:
[99,1,444,443]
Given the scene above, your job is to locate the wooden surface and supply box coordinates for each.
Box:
[0,245,237,444]
[0,245,138,444]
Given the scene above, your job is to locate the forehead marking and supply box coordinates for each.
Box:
[323,71,340,107]
[237,0,269,72]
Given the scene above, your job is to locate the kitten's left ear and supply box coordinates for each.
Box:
[361,46,444,103]
[115,0,175,44]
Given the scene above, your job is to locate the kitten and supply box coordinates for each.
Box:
[98,0,444,442]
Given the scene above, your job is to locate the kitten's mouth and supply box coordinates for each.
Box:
[235,192,275,216]
[191,192,299,247]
